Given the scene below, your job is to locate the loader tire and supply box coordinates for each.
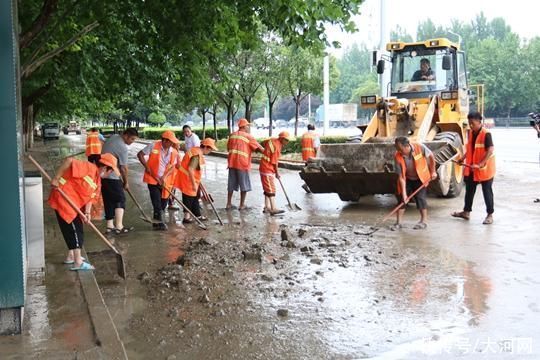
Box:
[430,131,464,198]
[338,192,361,202]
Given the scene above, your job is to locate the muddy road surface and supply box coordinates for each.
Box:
[30,129,540,358]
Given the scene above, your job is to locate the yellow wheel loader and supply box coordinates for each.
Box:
[301,38,481,201]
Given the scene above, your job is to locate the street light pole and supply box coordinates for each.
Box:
[448,30,462,47]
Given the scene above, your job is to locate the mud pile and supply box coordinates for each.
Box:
[128,223,404,359]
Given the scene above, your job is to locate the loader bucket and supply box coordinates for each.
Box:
[300,141,456,201]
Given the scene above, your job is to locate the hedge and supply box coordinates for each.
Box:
[140,127,230,141]
[214,135,349,154]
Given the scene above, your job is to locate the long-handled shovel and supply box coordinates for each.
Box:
[200,183,224,226]
[125,188,161,224]
[147,173,207,230]
[28,155,126,279]
[277,177,302,211]
[359,183,428,236]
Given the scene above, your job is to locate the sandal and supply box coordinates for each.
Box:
[63,257,86,265]
[390,224,402,231]
[69,262,95,271]
[270,209,285,216]
[451,211,470,220]
[182,218,194,224]
[115,226,134,235]
[482,215,493,225]
[413,222,428,230]
[534,198,540,203]
[105,227,116,234]
[197,216,208,221]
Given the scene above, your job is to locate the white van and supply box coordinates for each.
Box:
[42,122,60,140]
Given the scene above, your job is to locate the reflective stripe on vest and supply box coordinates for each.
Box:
[229,134,250,143]
[229,149,249,158]
[83,175,98,190]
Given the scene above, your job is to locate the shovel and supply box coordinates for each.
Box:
[28,155,126,279]
[147,173,207,230]
[360,183,428,236]
[200,183,224,226]
[125,188,161,224]
[277,177,302,211]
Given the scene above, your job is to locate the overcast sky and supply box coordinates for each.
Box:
[326,0,539,57]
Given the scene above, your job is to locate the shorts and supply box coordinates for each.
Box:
[227,168,251,192]
[260,173,276,196]
[101,178,126,220]
[406,179,427,210]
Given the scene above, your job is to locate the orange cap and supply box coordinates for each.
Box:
[278,131,293,141]
[161,130,180,144]
[98,153,120,176]
[201,138,218,151]
[237,118,249,128]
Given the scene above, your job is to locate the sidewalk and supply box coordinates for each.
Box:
[0,138,126,359]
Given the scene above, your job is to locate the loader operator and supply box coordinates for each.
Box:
[392,136,437,230]
[411,58,435,81]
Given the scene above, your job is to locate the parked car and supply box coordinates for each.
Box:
[42,122,60,140]
[62,121,81,135]
[288,117,309,128]
[253,117,276,130]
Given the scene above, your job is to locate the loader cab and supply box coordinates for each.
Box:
[386,39,467,99]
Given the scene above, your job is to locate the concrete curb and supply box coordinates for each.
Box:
[80,251,129,360]
[135,140,305,171]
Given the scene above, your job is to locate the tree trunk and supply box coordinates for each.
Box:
[294,96,300,137]
[212,104,218,140]
[22,105,34,152]
[268,97,275,137]
[226,104,232,134]
[202,110,207,139]
[243,98,251,122]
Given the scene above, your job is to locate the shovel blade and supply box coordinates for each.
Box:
[87,249,126,279]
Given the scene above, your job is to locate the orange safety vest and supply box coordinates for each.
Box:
[227,131,257,171]
[259,138,282,174]
[175,147,205,196]
[85,131,102,156]
[48,159,101,223]
[301,132,317,161]
[394,143,431,195]
[142,141,179,197]
[464,128,496,181]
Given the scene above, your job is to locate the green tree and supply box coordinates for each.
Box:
[262,42,287,136]
[390,25,413,42]
[147,112,166,126]
[284,47,323,136]
[331,44,372,103]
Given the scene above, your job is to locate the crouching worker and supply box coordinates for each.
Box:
[137,130,181,231]
[393,136,437,230]
[175,138,217,223]
[259,131,293,215]
[48,153,119,270]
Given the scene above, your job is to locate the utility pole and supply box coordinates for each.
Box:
[323,55,330,135]
[378,0,390,97]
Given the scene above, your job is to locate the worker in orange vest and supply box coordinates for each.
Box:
[259,131,293,215]
[85,127,105,164]
[48,153,119,270]
[393,136,437,230]
[452,112,496,224]
[300,124,320,162]
[137,130,181,231]
[226,118,264,210]
[174,138,218,223]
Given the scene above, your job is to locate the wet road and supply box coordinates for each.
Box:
[5,128,540,359]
